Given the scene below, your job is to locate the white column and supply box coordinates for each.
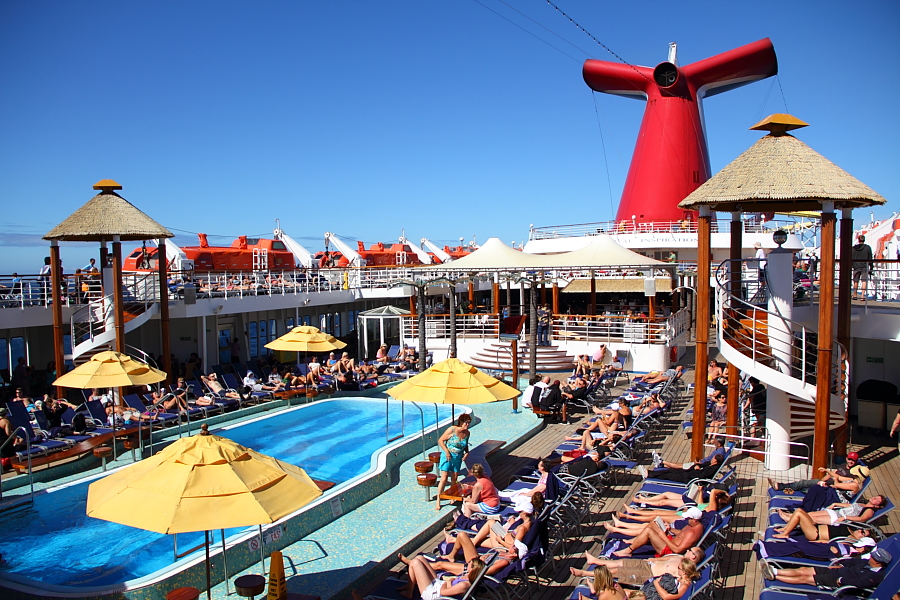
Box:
[200,316,208,373]
[519,280,525,314]
[766,246,794,470]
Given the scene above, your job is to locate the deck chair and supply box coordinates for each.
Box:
[31,410,92,444]
[61,406,113,436]
[85,399,139,432]
[196,374,243,410]
[4,401,70,460]
[122,394,180,428]
[760,549,900,598]
[222,372,271,402]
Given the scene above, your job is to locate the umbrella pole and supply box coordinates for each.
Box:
[220,529,230,595]
[205,530,212,600]
[258,524,266,575]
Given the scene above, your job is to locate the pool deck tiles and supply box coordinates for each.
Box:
[199,398,542,600]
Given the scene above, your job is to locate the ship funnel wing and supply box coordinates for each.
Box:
[274,227,315,268]
[399,236,433,264]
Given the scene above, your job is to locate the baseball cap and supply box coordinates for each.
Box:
[870,547,892,564]
[853,536,876,548]
[683,507,703,520]
[847,451,859,461]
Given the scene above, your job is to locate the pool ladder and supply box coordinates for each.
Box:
[0,425,36,509]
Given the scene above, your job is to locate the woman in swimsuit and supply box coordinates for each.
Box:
[393,555,484,600]
[610,489,732,531]
[772,495,888,540]
[580,565,626,600]
[435,413,471,510]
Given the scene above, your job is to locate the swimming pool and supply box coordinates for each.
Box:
[0,398,454,589]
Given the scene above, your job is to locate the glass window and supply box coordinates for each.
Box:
[10,337,25,368]
[333,313,341,337]
[259,320,267,354]
[286,317,294,330]
[303,315,311,326]
[269,319,277,343]
[0,338,7,373]
[63,334,74,370]
[248,322,259,358]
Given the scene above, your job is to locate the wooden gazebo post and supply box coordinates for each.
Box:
[813,204,837,471]
[726,211,743,433]
[49,240,66,398]
[691,206,711,461]
[834,208,854,458]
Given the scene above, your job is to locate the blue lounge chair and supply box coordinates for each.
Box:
[122,394,180,427]
[4,401,70,460]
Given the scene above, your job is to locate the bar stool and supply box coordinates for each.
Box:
[93,446,113,471]
[234,574,266,600]
[414,461,434,474]
[428,452,441,464]
[416,473,437,502]
[166,587,200,600]
[124,439,140,461]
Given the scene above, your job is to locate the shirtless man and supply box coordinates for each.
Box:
[613,507,705,558]
[200,373,243,400]
[707,360,723,382]
[571,546,705,587]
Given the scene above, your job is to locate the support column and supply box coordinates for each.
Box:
[519,280,525,315]
[417,284,427,372]
[528,277,538,378]
[540,275,547,306]
[814,205,837,471]
[449,284,457,359]
[492,273,499,314]
[158,238,171,382]
[766,246,795,471]
[409,293,417,315]
[467,280,475,310]
[552,280,559,315]
[589,271,596,315]
[505,280,511,313]
[834,208,854,458]
[50,241,66,397]
[691,207,711,461]
[727,211,743,432]
[112,236,126,354]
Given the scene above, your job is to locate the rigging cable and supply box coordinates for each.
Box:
[470,0,583,63]
[591,92,617,219]
[775,74,790,114]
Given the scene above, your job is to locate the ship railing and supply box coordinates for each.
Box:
[71,295,115,353]
[714,259,849,409]
[528,218,803,240]
[398,308,686,345]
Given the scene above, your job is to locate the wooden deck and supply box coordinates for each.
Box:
[354,365,900,600]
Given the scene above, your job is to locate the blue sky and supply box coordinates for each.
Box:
[1,0,897,273]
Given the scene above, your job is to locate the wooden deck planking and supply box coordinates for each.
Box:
[353,360,900,600]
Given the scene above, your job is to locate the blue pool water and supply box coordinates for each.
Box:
[0,398,452,588]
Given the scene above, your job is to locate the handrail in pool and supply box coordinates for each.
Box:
[0,425,34,506]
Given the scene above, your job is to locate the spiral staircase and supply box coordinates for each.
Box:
[714,261,847,440]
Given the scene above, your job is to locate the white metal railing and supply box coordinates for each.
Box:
[400,308,687,345]
[529,218,802,240]
[714,259,849,407]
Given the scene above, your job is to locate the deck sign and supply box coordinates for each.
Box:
[330,496,343,518]
[264,526,283,545]
[866,357,884,363]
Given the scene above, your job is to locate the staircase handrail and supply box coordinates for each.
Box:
[70,296,115,349]
[714,259,848,410]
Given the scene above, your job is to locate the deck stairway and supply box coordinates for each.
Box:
[68,297,159,363]
[714,261,846,439]
[465,340,575,373]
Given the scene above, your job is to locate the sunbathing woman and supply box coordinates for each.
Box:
[442,510,533,562]
[393,555,485,600]
[629,483,717,510]
[577,565,626,600]
[615,488,732,528]
[772,495,888,540]
[567,404,620,451]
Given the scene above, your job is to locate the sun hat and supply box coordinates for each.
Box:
[853,536,876,548]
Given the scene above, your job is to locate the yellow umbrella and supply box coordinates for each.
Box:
[86,426,322,533]
[53,350,167,389]
[387,358,520,405]
[86,425,322,598]
[264,325,347,353]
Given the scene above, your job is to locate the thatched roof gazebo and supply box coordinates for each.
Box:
[677,114,886,470]
[44,180,174,242]
[43,180,175,393]
[678,114,885,212]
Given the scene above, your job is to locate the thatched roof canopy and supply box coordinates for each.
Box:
[679,114,886,213]
[44,180,173,242]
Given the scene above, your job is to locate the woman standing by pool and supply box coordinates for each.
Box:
[436,413,471,510]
